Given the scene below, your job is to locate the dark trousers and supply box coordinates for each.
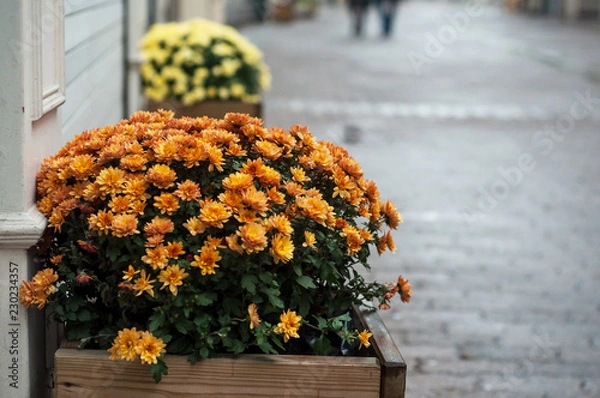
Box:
[349,0,369,37]
[377,0,398,37]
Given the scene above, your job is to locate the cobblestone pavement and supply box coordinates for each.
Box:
[242,2,600,397]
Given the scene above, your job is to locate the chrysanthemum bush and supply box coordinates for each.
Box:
[20,111,411,382]
[140,19,271,106]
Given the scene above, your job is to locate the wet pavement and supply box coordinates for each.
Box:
[242,1,600,397]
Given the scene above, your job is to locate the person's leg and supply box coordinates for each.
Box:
[382,2,397,37]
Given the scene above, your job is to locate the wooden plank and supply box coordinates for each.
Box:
[64,1,123,53]
[146,100,263,119]
[357,307,407,398]
[54,349,380,398]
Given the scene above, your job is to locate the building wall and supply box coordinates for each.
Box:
[61,0,125,142]
[225,0,265,26]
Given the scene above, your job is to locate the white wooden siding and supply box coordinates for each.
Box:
[62,0,124,142]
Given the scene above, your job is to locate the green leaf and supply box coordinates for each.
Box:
[293,265,303,277]
[313,335,332,356]
[66,324,90,341]
[148,311,166,332]
[241,274,258,294]
[76,309,93,322]
[257,341,278,354]
[194,292,217,306]
[259,271,273,284]
[174,319,194,335]
[168,337,192,354]
[267,293,284,309]
[200,346,209,359]
[295,275,317,289]
[150,358,168,383]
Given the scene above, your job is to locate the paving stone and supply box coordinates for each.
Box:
[242,2,600,396]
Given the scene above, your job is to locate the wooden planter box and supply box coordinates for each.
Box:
[54,307,406,397]
[146,100,262,119]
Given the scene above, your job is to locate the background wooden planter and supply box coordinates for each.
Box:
[146,100,262,119]
[54,307,406,397]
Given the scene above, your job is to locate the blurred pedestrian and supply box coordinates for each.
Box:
[347,0,370,37]
[377,0,400,38]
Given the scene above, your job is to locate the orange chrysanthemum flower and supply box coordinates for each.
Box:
[270,233,294,264]
[267,214,293,236]
[183,216,206,236]
[381,200,402,230]
[108,328,142,361]
[397,275,412,303]
[190,245,221,276]
[174,180,201,201]
[88,210,114,235]
[137,331,166,365]
[225,234,244,254]
[120,154,148,172]
[273,309,302,343]
[303,231,316,248]
[158,264,189,296]
[254,140,283,160]
[205,144,224,172]
[146,164,177,189]
[69,154,95,180]
[153,192,180,215]
[247,303,261,330]
[108,196,132,213]
[290,167,310,183]
[199,200,232,228]
[145,234,165,248]
[96,167,126,196]
[296,195,335,226]
[122,265,140,282]
[222,172,254,191]
[141,245,169,270]
[256,165,281,187]
[144,216,175,236]
[133,270,156,297]
[241,186,270,215]
[165,241,185,258]
[238,222,268,254]
[111,213,140,238]
[357,329,372,349]
[267,187,286,205]
[342,225,365,254]
[124,177,150,200]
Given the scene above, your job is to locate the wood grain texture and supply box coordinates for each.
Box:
[357,307,407,398]
[55,349,380,398]
[146,100,262,119]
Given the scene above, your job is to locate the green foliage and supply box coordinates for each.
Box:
[25,111,408,382]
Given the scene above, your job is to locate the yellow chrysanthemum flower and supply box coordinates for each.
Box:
[357,329,372,349]
[274,310,302,343]
[190,245,221,276]
[137,331,166,365]
[270,233,294,264]
[133,270,156,297]
[158,264,189,296]
[238,222,268,254]
[247,303,261,330]
[108,328,142,361]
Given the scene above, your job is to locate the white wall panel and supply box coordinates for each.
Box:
[62,0,124,141]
